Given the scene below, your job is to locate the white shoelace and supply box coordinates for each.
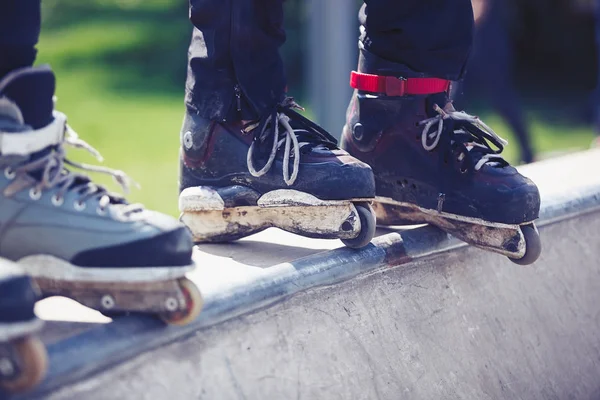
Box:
[1,114,143,216]
[419,104,508,171]
[63,123,139,194]
[247,113,301,186]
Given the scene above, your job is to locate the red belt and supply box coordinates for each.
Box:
[350,71,450,96]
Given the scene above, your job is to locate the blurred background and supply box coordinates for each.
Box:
[38,0,599,216]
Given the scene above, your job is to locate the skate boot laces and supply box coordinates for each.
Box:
[0,111,143,217]
[419,104,509,172]
[245,98,338,186]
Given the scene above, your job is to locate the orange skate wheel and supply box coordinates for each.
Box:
[0,336,48,393]
[160,278,203,326]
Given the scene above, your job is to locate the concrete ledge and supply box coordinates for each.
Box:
[13,149,600,400]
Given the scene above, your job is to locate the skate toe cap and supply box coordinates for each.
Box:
[305,159,375,200]
[71,217,194,268]
[481,176,541,224]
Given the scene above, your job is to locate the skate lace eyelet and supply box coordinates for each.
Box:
[4,168,15,180]
[460,167,468,174]
[29,188,42,200]
[51,195,64,207]
[74,201,87,211]
[96,206,107,216]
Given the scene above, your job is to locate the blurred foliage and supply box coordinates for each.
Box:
[35,0,596,216]
[41,0,189,97]
[509,0,598,92]
[40,0,599,106]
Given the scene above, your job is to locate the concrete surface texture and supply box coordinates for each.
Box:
[41,214,600,400]
[10,149,600,400]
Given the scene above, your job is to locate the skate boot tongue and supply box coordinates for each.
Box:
[0,66,55,130]
[245,97,339,185]
[425,93,452,118]
[0,67,63,182]
[422,93,509,172]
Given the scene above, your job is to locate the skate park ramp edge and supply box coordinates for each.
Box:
[11,149,600,400]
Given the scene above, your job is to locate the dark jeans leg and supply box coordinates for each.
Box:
[186,0,287,121]
[472,0,534,163]
[360,0,474,80]
[0,0,41,79]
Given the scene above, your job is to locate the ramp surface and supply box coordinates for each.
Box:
[9,150,600,400]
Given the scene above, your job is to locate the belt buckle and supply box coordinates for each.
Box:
[384,76,407,96]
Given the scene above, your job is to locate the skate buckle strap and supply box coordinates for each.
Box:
[0,112,65,156]
[350,71,450,96]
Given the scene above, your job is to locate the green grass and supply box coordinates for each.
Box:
[479,114,595,162]
[36,67,185,217]
[35,2,597,217]
[37,9,187,216]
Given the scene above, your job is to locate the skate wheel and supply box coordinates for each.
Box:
[0,337,48,394]
[509,223,542,266]
[160,278,204,326]
[341,203,376,249]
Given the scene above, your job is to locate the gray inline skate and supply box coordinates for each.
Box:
[0,66,202,325]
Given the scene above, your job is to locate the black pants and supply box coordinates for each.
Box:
[1,0,474,120]
[0,0,41,78]
[188,0,474,121]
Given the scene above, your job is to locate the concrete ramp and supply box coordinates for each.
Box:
[12,150,600,400]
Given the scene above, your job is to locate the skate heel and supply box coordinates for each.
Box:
[179,186,376,248]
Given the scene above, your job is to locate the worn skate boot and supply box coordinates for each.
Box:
[0,66,202,325]
[341,50,542,264]
[179,97,376,248]
[0,260,47,394]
